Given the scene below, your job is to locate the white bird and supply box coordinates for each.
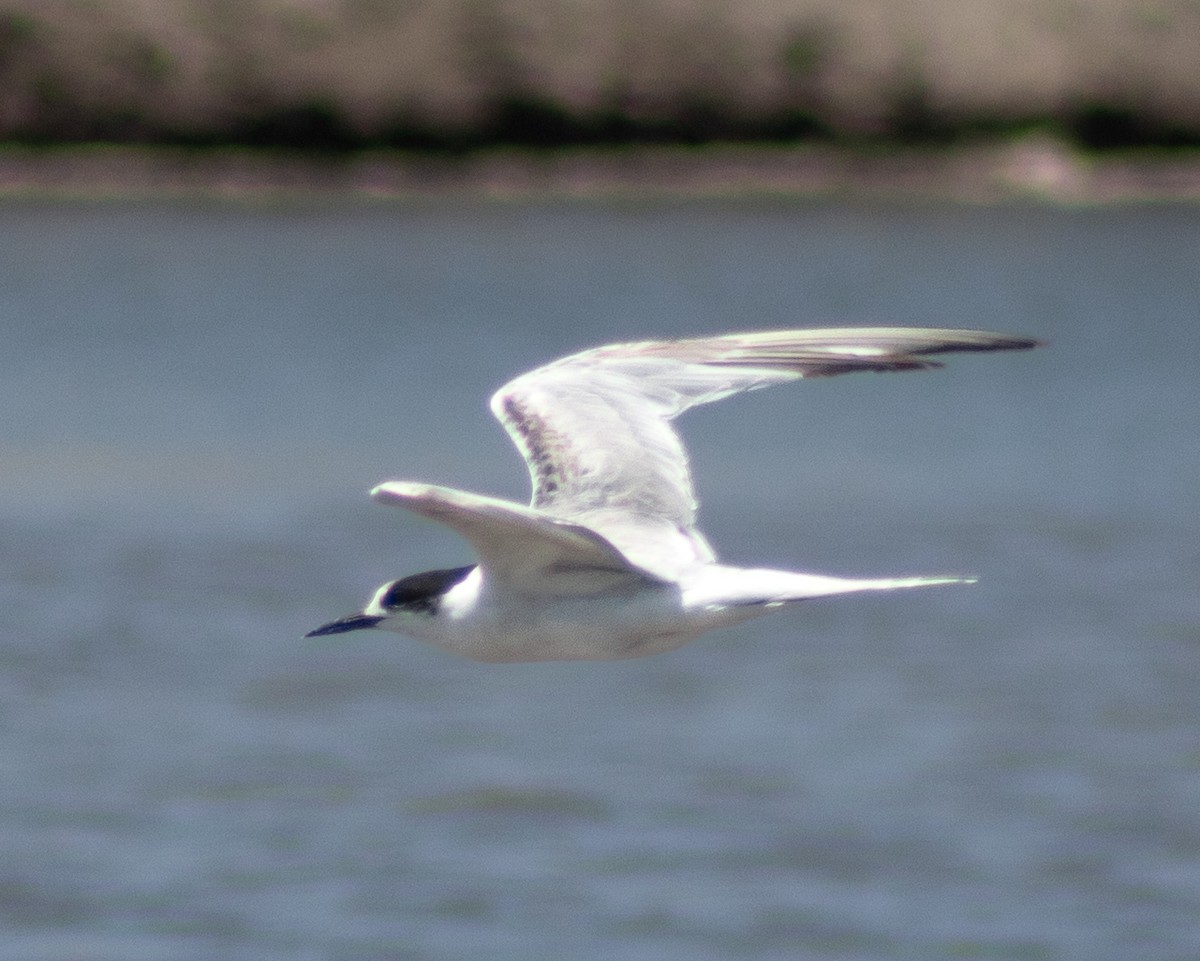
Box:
[308,327,1039,661]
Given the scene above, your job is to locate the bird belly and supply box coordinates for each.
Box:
[425,585,699,662]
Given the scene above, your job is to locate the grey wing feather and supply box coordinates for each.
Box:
[489,327,1040,576]
[371,482,668,594]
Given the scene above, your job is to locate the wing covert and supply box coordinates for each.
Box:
[370,482,669,595]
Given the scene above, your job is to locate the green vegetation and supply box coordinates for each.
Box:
[0,0,1198,152]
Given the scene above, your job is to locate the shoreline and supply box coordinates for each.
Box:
[2,140,1200,204]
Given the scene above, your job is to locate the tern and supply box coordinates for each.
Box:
[308,328,1039,661]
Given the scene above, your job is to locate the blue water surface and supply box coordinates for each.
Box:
[0,196,1197,960]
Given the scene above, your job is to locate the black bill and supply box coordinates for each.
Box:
[305,613,385,637]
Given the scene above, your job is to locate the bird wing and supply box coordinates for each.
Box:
[370,481,669,595]
[490,327,1040,577]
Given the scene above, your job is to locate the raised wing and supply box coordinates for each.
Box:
[490,327,1040,572]
[370,481,668,595]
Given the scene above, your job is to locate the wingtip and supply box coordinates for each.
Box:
[990,335,1045,352]
[906,330,1045,355]
[370,480,428,502]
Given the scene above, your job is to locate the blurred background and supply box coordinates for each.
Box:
[1,0,1200,150]
[1,2,1199,960]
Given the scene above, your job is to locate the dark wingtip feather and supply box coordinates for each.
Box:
[909,334,1045,355]
[800,357,943,377]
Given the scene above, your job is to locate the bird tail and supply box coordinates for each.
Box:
[685,566,976,610]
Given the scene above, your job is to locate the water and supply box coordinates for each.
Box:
[1,196,1197,960]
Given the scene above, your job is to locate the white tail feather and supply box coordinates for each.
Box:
[684,566,976,610]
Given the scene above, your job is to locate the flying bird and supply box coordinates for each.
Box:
[308,328,1039,661]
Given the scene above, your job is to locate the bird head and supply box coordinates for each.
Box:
[306,564,477,638]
